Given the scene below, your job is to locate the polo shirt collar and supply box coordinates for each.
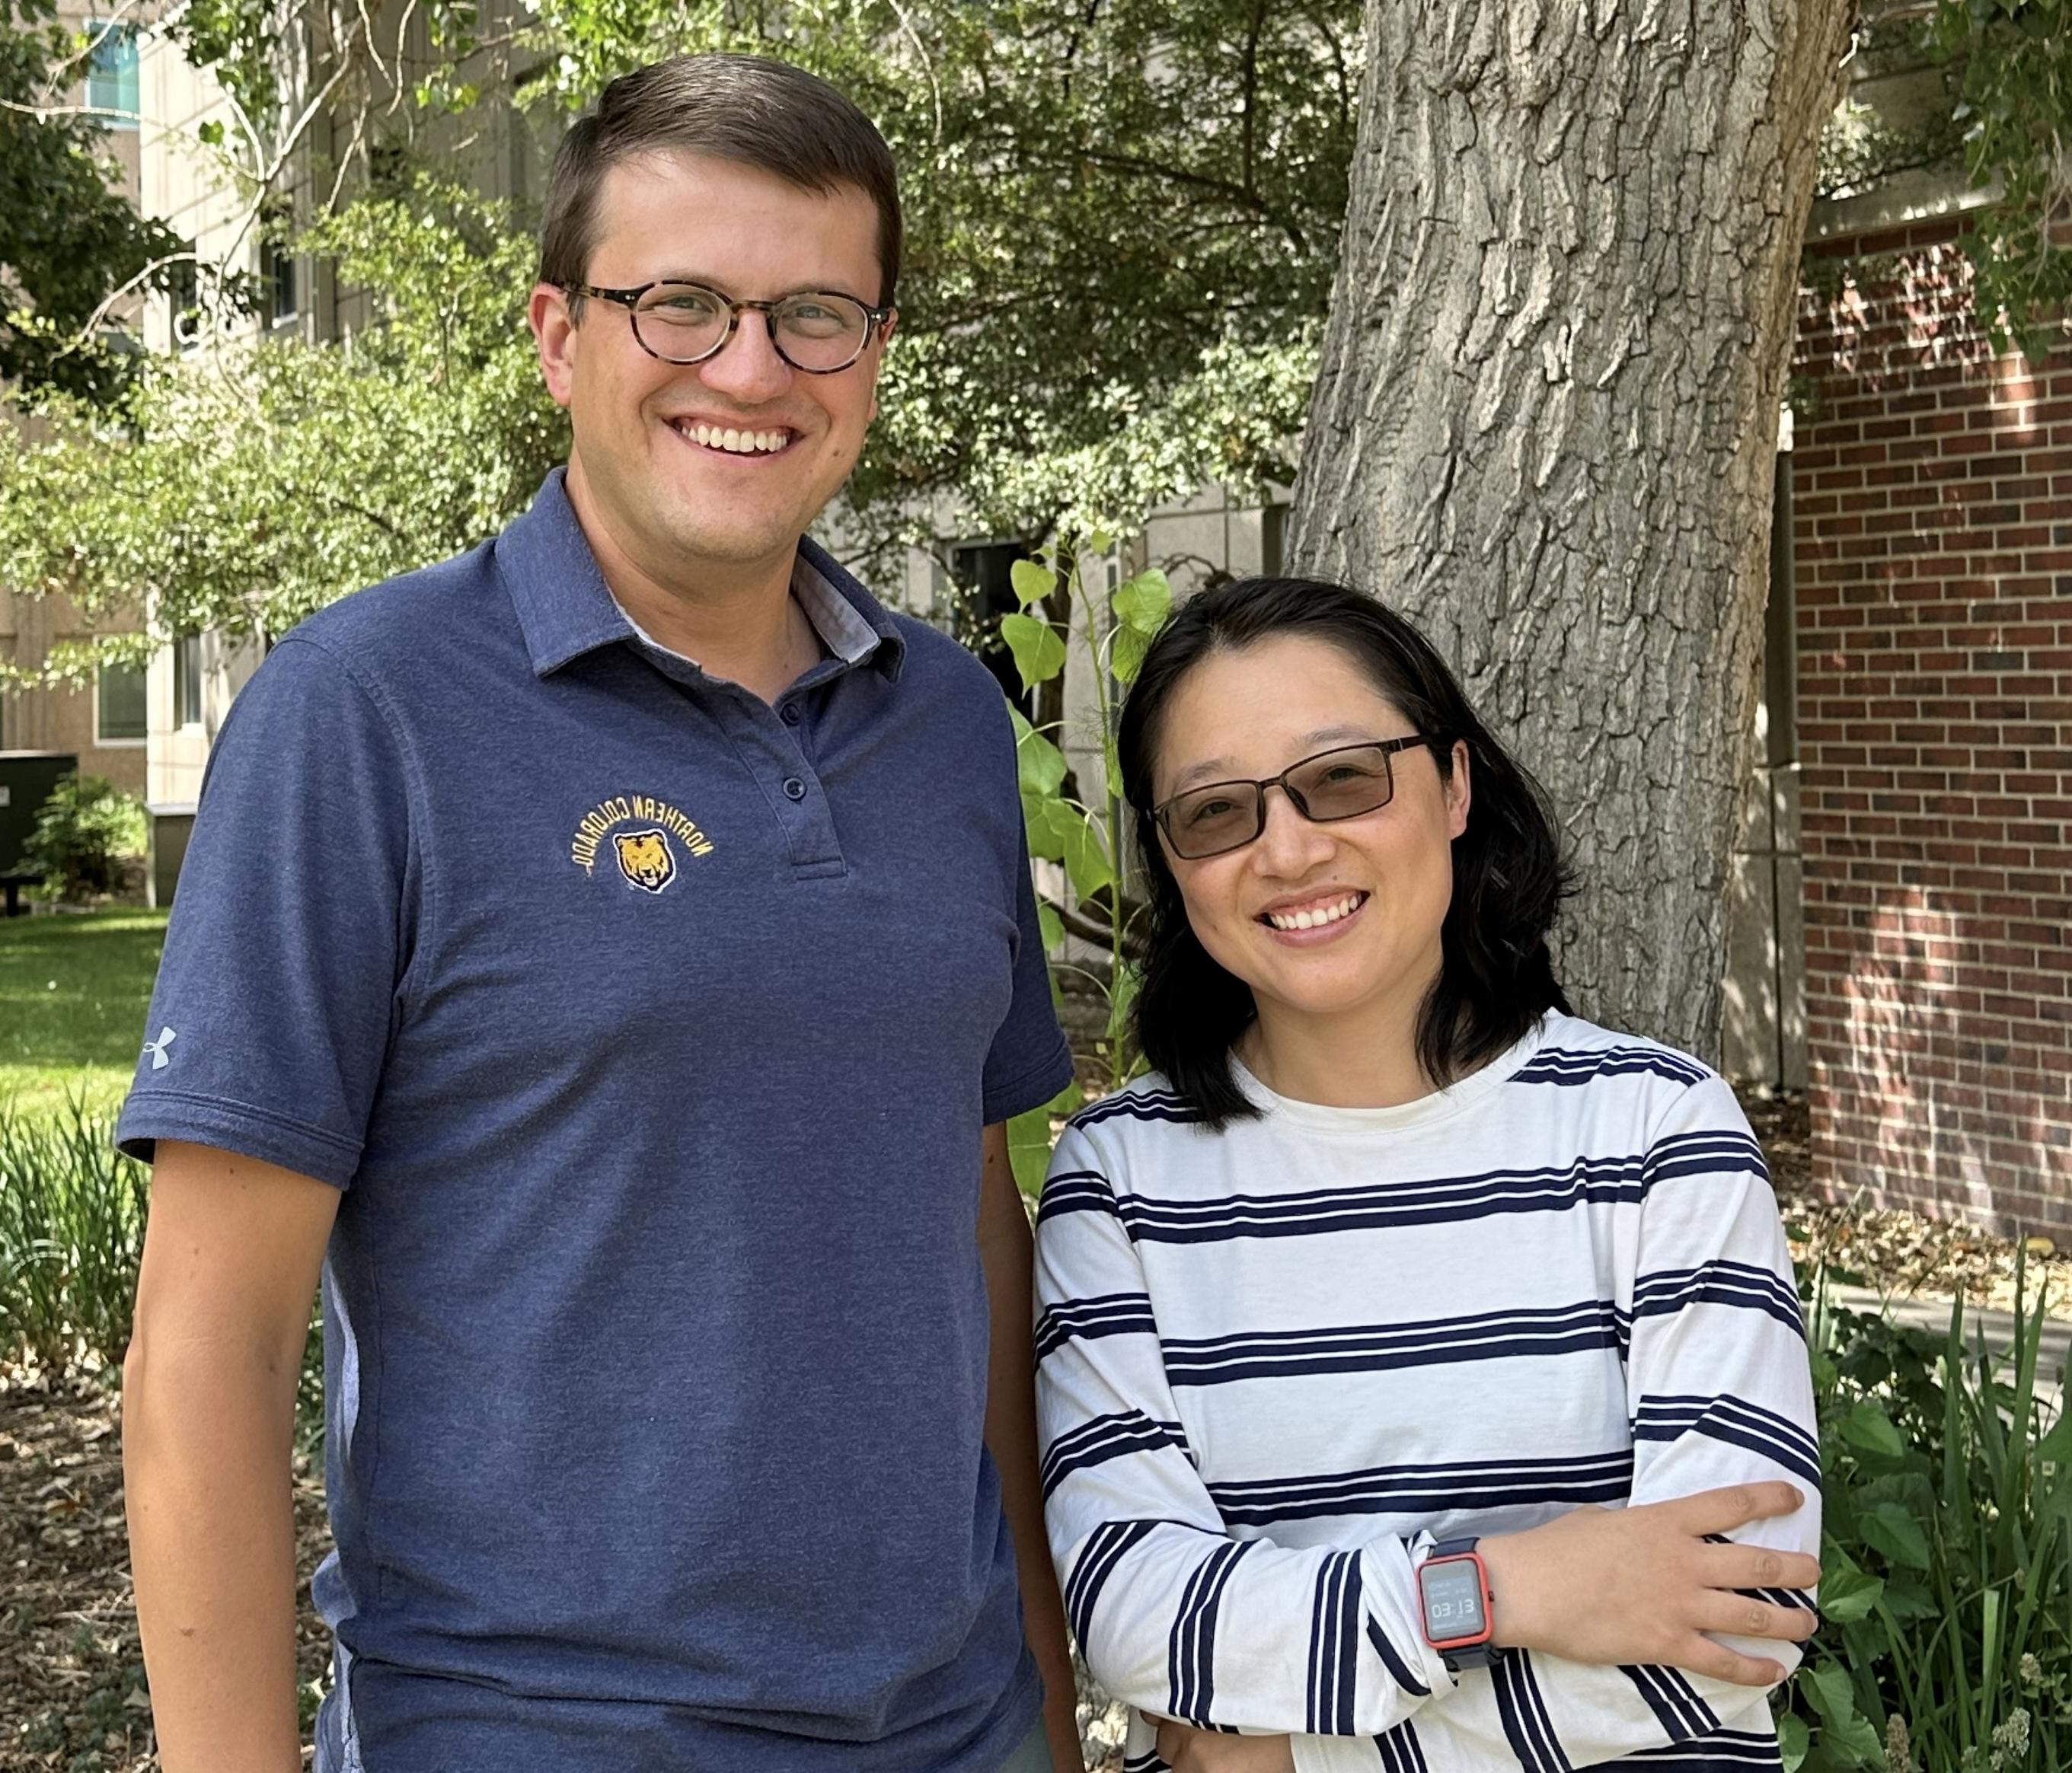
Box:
[498,467,907,683]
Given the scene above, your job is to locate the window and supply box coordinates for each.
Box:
[173,633,202,727]
[947,539,1035,719]
[168,260,201,348]
[97,662,147,742]
[267,243,298,324]
[1261,502,1290,579]
[87,21,139,129]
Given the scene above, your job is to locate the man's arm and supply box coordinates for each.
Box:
[980,1121,1087,1773]
[123,1140,341,1773]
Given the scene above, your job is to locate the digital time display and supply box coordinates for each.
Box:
[1421,1559,1486,1637]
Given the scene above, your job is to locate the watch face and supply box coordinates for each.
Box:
[1422,1558,1487,1642]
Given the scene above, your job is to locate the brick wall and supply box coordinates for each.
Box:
[1794,219,2072,1239]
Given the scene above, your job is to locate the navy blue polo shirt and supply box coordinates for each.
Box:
[117,470,1073,1772]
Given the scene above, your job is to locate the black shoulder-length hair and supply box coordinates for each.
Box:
[1119,576,1573,1127]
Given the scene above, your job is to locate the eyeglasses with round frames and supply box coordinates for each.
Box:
[563,279,893,375]
[1151,737,1444,860]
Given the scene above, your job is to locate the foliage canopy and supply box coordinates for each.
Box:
[2,0,2068,650]
[0,0,185,401]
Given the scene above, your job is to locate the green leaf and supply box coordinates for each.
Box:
[1799,1663,1856,1726]
[1821,1714,1885,1770]
[1007,1079,1083,1197]
[1114,567,1173,634]
[1012,710,1068,798]
[1839,1401,1907,1462]
[1007,1104,1053,1195]
[1059,810,1116,901]
[1010,558,1058,607]
[1111,620,1153,687]
[1858,1501,1931,1571]
[2037,1402,2072,1465]
[1776,1713,1809,1772]
[1023,796,1075,863]
[1000,611,1067,690]
[1815,1562,1883,1624]
[1036,901,1065,952]
[1877,1574,1938,1620]
[1104,961,1141,1048]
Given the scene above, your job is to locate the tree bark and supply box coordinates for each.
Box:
[1290,0,1850,1061]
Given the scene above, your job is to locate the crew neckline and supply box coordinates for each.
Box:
[1229,1014,1553,1134]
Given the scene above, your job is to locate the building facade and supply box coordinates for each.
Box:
[1795,206,2071,1238]
[0,6,148,797]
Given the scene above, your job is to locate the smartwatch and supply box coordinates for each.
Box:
[1416,1536,1500,1671]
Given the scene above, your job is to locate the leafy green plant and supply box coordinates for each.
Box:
[1778,1266,2072,1771]
[998,536,1173,1191]
[0,1097,148,1372]
[20,773,145,904]
[1921,0,2072,356]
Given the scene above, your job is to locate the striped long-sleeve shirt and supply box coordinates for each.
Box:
[1033,1013,1819,1773]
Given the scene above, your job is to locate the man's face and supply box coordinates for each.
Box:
[530,152,892,587]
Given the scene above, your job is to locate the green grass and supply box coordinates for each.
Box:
[0,907,168,1118]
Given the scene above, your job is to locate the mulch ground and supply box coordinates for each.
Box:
[1745,1092,2072,1323]
[5,1090,2067,1768]
[0,1360,330,1771]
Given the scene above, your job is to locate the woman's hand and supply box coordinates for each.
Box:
[1477,1481,1820,1684]
[1149,1717,1298,1772]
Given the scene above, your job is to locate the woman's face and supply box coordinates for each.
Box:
[1150,633,1470,1035]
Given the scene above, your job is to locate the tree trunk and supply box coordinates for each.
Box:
[1290,0,1850,1061]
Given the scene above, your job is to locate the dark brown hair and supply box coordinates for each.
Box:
[538,53,902,309]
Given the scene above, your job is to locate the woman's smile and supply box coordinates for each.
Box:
[1255,887,1370,939]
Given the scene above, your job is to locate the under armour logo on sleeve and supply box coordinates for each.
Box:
[142,1027,177,1071]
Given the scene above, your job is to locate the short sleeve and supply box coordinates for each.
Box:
[979,710,1072,1125]
[115,635,423,1187]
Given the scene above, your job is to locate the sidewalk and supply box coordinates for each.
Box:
[1824,1282,2070,1409]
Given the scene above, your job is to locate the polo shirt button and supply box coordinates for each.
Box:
[781,704,802,726]
[783,776,808,801]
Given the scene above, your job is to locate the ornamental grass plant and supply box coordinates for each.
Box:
[1779,1264,2072,1771]
[0,1097,148,1374]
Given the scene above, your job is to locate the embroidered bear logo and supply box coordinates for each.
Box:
[612,829,675,894]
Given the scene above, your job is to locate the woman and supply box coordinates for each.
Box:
[1033,578,1820,1773]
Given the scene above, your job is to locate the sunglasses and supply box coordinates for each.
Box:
[1151,737,1442,860]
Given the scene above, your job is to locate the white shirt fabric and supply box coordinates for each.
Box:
[1033,1012,1819,1773]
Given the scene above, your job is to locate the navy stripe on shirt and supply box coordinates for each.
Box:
[1632,1261,1805,1339]
[1365,1616,1432,1698]
[1036,1292,1160,1361]
[1494,1648,1575,1773]
[1073,1090,1202,1130]
[1036,1169,1122,1226]
[1162,1299,1626,1386]
[1376,1719,1431,1773]
[1633,1393,1822,1489]
[1109,1156,1651,1245]
[1065,1518,1161,1650]
[1620,1663,1720,1740]
[1041,1411,1189,1499]
[1513,1045,1710,1088]
[1643,1131,1770,1189]
[1208,1448,1636,1528]
[1576,1730,1783,1771]
[1168,1538,1250,1724]
[1305,1551,1364,1733]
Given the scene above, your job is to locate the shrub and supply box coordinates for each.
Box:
[0,1099,148,1373]
[1779,1269,2072,1771]
[21,773,147,902]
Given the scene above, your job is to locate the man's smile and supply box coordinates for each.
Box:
[663,416,799,457]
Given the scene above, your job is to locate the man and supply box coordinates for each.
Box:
[119,53,1083,1773]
